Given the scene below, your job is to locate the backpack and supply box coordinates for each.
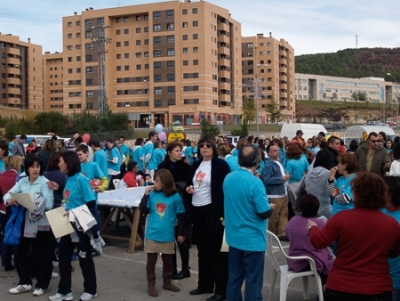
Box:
[3,205,25,246]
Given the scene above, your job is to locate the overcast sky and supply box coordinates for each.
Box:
[1,0,399,55]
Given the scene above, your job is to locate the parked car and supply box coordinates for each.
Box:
[170,121,185,132]
[366,120,385,126]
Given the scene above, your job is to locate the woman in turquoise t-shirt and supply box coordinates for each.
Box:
[139,169,185,297]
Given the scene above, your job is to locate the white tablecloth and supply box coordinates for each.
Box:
[97,187,146,208]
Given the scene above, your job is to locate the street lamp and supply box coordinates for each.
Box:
[144,79,150,128]
[386,73,398,125]
[255,63,268,136]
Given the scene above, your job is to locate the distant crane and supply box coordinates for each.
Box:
[355,34,358,49]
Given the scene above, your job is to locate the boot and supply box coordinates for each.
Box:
[162,254,180,292]
[147,254,159,297]
[173,267,191,279]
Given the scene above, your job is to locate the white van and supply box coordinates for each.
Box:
[343,125,396,147]
[280,123,328,141]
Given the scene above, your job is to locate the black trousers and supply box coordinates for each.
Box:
[57,232,97,295]
[192,204,228,296]
[16,231,53,289]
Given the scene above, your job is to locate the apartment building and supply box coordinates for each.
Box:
[0,34,43,110]
[51,0,242,127]
[295,73,400,104]
[43,52,64,111]
[242,33,295,123]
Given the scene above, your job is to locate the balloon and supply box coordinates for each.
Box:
[158,131,166,142]
[155,124,163,133]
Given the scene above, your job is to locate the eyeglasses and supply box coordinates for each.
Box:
[370,140,379,143]
[199,142,212,148]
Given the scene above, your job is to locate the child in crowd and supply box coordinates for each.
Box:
[139,169,185,297]
[144,174,154,186]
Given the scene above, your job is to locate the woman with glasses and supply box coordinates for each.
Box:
[186,135,231,301]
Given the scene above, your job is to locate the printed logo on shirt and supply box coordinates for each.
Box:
[195,170,206,187]
[156,201,166,218]
[63,189,70,206]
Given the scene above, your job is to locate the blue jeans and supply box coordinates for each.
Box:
[227,246,265,301]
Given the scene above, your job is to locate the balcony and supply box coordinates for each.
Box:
[7,57,20,65]
[280,92,288,98]
[219,94,231,102]
[219,81,230,90]
[280,66,287,73]
[280,75,287,81]
[7,78,20,85]
[280,83,288,89]
[7,87,21,95]
[218,57,230,67]
[218,22,230,32]
[8,67,21,75]
[280,100,288,106]
[280,58,287,65]
[219,69,230,79]
[218,34,230,43]
[7,97,21,105]
[279,50,287,57]
[218,46,230,55]
[7,47,20,56]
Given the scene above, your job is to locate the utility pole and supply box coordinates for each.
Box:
[92,25,111,115]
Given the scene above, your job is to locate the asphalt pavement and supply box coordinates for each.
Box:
[0,228,321,301]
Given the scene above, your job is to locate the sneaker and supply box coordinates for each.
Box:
[33,288,45,296]
[52,271,59,279]
[80,292,97,301]
[48,292,74,301]
[9,284,32,294]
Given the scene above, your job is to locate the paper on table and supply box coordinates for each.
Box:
[10,192,35,210]
[45,207,74,238]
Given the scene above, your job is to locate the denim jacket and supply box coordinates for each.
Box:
[261,158,285,195]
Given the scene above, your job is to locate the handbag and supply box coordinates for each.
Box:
[3,206,25,246]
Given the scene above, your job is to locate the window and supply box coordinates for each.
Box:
[144,52,149,57]
[153,11,161,19]
[193,34,198,40]
[116,29,121,35]
[85,20,92,27]
[155,87,162,95]
[124,17,129,22]
[76,68,81,73]
[145,64,149,69]
[124,53,129,59]
[68,69,73,74]
[67,33,72,39]
[183,60,188,66]
[124,41,129,46]
[67,46,72,50]
[154,50,161,57]
[76,56,81,61]
[154,74,162,82]
[116,41,121,47]
[116,17,121,23]
[193,21,198,27]
[76,33,81,38]
[85,31,92,39]
[193,59,199,65]
[167,35,174,43]
[86,66,93,74]
[144,27,149,32]
[155,100,162,107]
[167,23,174,31]
[182,22,188,28]
[124,29,129,34]
[116,66,121,71]
[154,62,161,69]
[183,73,189,79]
[68,92,74,97]
[144,39,149,45]
[166,10,174,18]
[183,35,188,40]
[193,86,199,91]
[154,36,161,44]
[193,73,199,78]
[124,65,130,71]
[168,99,175,105]
[167,48,175,56]
[167,74,175,81]
[182,9,187,15]
[97,17,104,25]
[86,79,93,86]
[135,52,141,58]
[167,87,175,94]
[136,16,141,21]
[183,47,188,53]
[136,27,141,33]
[76,45,81,50]
[136,64,141,70]
[116,53,121,59]
[183,86,189,92]
[68,22,72,27]
[87,91,93,98]
[68,57,72,62]
[76,21,81,26]
[184,99,189,104]
[154,24,161,32]
[194,99,199,104]
[192,8,198,14]
[247,43,253,48]
[193,46,199,53]
[167,61,175,68]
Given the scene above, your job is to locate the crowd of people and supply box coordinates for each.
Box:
[0,128,399,301]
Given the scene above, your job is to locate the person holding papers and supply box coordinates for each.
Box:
[3,154,54,297]
[47,151,98,301]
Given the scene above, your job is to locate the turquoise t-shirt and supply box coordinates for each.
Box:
[93,149,108,178]
[286,158,309,183]
[105,147,121,173]
[382,208,400,290]
[225,155,239,172]
[132,146,144,171]
[332,174,355,215]
[0,158,5,173]
[147,148,165,170]
[63,173,95,210]
[145,191,185,243]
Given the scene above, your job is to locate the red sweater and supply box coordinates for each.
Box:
[309,208,400,295]
[122,172,138,187]
[0,170,18,213]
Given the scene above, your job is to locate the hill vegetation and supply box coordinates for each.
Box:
[295,48,400,80]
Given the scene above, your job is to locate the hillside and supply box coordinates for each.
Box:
[295,48,400,80]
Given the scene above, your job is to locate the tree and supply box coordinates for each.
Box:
[352,91,368,106]
[200,118,220,137]
[265,95,281,124]
[242,97,255,124]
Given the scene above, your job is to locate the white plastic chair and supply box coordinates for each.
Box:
[113,179,121,189]
[266,230,324,301]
